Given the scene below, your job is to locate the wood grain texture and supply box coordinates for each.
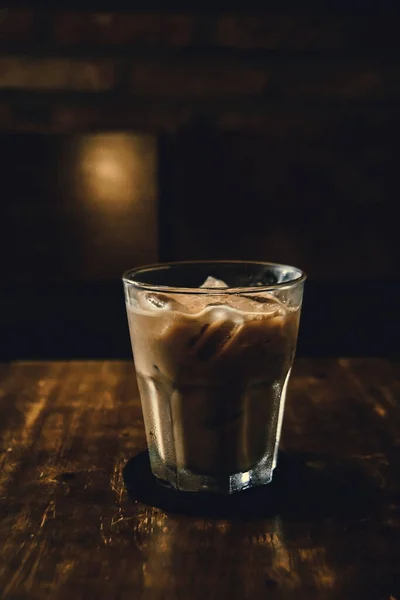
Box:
[0,359,399,599]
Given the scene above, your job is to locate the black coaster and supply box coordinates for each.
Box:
[123,450,384,521]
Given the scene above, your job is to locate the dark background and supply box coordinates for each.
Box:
[1,3,399,360]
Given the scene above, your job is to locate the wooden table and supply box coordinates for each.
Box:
[0,360,399,599]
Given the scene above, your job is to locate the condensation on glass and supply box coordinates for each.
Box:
[123,261,305,494]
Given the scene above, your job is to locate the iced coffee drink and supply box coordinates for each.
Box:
[123,261,305,494]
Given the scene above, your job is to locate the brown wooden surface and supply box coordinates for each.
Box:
[0,359,400,599]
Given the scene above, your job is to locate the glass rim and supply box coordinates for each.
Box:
[122,260,306,294]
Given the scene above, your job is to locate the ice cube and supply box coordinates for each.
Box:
[176,294,210,314]
[194,320,238,361]
[203,305,244,326]
[192,306,244,361]
[239,293,285,315]
[141,292,188,313]
[201,276,229,289]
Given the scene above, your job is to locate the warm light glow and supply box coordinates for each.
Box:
[77,133,142,209]
[68,131,158,280]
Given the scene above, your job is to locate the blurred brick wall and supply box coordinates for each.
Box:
[0,9,398,131]
[0,8,399,279]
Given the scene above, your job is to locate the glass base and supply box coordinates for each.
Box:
[149,448,274,494]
